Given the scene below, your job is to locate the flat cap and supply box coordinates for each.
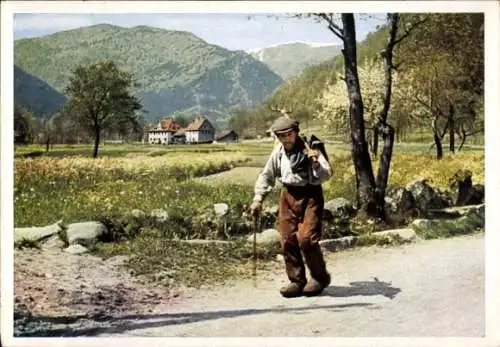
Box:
[270,116,299,134]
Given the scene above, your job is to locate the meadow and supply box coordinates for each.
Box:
[14,140,484,288]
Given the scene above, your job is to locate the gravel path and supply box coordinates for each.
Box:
[14,233,483,337]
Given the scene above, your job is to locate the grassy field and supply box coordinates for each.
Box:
[14,140,484,288]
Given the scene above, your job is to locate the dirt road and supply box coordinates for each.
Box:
[91,233,483,337]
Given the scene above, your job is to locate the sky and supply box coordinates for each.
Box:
[13,13,387,51]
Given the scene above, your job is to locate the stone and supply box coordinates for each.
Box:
[213,203,229,217]
[384,188,417,224]
[14,220,63,243]
[324,198,356,222]
[374,228,418,243]
[320,236,357,252]
[66,222,108,247]
[406,179,449,214]
[151,209,169,223]
[325,198,355,215]
[471,184,485,204]
[64,244,89,254]
[448,170,483,206]
[40,234,66,250]
[429,204,485,219]
[465,203,485,220]
[130,209,146,219]
[247,228,281,246]
[411,219,433,229]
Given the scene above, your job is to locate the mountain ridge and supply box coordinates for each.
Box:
[14,65,67,118]
[14,23,284,125]
[248,42,342,80]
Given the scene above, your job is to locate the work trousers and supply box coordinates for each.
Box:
[278,184,329,286]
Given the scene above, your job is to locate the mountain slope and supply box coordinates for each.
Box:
[264,25,391,113]
[13,24,284,124]
[249,42,342,80]
[14,65,67,118]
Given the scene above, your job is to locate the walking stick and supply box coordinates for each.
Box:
[252,214,259,287]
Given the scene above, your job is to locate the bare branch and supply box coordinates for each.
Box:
[315,13,344,41]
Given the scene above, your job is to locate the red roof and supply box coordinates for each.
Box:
[185,116,210,131]
[159,119,182,132]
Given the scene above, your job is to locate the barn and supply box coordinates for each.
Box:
[214,130,239,143]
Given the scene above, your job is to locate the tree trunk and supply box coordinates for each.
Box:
[373,14,398,220]
[341,13,377,218]
[375,123,395,218]
[93,126,100,158]
[372,127,379,156]
[455,174,473,206]
[449,104,455,154]
[459,127,467,151]
[433,130,443,160]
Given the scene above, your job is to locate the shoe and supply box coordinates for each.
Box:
[303,273,331,297]
[320,272,331,288]
[279,282,304,298]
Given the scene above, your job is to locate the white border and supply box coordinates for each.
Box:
[2,1,499,347]
[3,1,495,14]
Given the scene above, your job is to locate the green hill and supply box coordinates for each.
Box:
[264,25,390,113]
[14,65,67,118]
[13,24,284,125]
[249,42,342,80]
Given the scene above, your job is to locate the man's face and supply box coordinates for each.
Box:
[276,129,297,151]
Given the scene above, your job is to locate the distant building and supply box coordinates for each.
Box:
[184,116,215,144]
[172,129,186,144]
[148,116,215,145]
[148,119,183,145]
[215,130,239,143]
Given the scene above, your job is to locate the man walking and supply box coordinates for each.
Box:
[250,116,332,298]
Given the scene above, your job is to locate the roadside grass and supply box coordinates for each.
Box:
[94,230,280,289]
[412,214,485,240]
[14,142,484,289]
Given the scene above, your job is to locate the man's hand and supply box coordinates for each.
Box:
[249,201,262,217]
[308,149,320,163]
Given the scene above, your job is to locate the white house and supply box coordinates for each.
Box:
[148,119,183,145]
[184,116,215,144]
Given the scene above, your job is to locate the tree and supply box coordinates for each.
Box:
[312,13,378,218]
[14,104,34,145]
[372,13,427,214]
[316,59,408,140]
[228,107,252,137]
[64,60,143,158]
[52,105,86,144]
[397,51,479,159]
[395,13,484,157]
[312,13,426,220]
[41,116,54,151]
